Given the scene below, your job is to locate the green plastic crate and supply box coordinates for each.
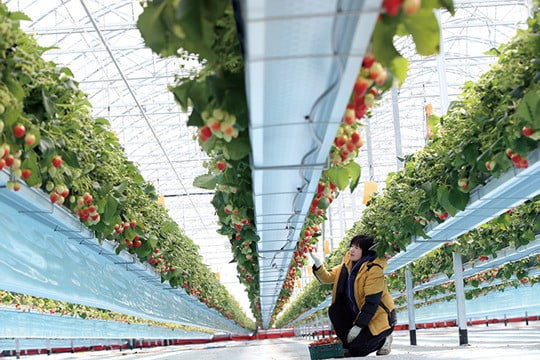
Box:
[308,342,344,360]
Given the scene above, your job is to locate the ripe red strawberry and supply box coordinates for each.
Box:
[0,159,5,170]
[351,132,361,144]
[199,126,212,142]
[216,161,227,171]
[61,189,69,198]
[383,0,403,16]
[354,77,371,97]
[355,101,367,119]
[88,205,97,213]
[510,153,521,164]
[130,221,137,227]
[13,124,26,138]
[91,213,99,221]
[5,155,14,167]
[52,156,62,168]
[133,239,142,247]
[362,55,376,68]
[21,169,32,179]
[50,192,60,203]
[522,127,533,137]
[154,249,160,254]
[317,182,325,194]
[334,135,347,148]
[83,192,93,204]
[24,134,36,146]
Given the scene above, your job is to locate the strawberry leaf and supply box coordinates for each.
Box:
[516,86,540,128]
[344,161,361,192]
[404,9,440,56]
[193,174,217,190]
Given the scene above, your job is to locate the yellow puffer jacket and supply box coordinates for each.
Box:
[314,253,395,336]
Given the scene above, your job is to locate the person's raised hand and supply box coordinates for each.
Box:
[309,250,322,268]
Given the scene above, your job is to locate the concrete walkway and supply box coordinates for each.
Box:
[19,323,540,359]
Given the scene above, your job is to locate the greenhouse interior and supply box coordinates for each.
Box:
[0,0,539,359]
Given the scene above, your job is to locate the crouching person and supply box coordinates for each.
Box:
[310,234,396,357]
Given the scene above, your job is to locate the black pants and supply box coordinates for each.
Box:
[348,326,393,357]
[329,302,393,357]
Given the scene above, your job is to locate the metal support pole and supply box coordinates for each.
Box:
[526,311,529,325]
[339,196,346,239]
[391,86,403,171]
[70,339,74,353]
[328,209,334,253]
[405,268,417,345]
[365,119,375,181]
[436,10,449,114]
[15,339,20,359]
[452,252,468,345]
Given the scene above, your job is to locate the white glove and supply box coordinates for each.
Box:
[309,251,322,268]
[347,325,362,344]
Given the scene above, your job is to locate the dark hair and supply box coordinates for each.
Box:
[349,235,375,256]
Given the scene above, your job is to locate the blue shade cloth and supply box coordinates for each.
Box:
[0,171,249,335]
[0,308,213,339]
[396,284,540,323]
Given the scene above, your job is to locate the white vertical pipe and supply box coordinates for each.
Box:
[405,268,417,345]
[452,252,469,345]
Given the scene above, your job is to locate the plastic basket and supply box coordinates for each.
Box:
[308,342,344,360]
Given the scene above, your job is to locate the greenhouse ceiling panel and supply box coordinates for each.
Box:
[239,0,382,328]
